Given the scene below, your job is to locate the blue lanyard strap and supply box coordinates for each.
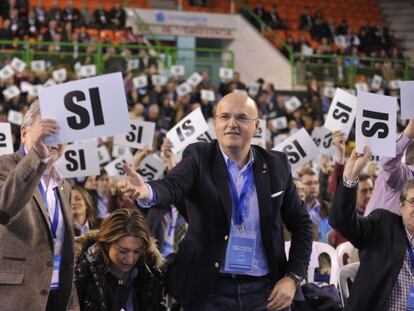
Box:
[228,165,253,226]
[38,183,60,239]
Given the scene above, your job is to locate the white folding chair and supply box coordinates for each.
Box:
[338,262,360,306]
[336,241,356,269]
[285,241,340,286]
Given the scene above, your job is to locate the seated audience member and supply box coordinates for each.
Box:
[330,147,414,310]
[302,169,321,224]
[109,3,126,29]
[365,119,414,216]
[89,170,116,220]
[48,0,63,24]
[75,209,167,310]
[71,185,101,236]
[94,3,109,28]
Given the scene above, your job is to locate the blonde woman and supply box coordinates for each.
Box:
[75,209,167,311]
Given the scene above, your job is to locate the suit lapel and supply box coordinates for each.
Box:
[33,183,54,246]
[211,144,233,226]
[252,149,276,267]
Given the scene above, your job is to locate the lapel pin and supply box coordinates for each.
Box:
[262,163,267,174]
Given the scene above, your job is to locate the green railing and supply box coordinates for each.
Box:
[292,53,412,87]
[0,40,234,84]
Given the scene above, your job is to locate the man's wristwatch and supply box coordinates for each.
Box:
[285,272,303,287]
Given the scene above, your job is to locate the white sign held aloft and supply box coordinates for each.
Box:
[114,120,156,150]
[248,82,261,97]
[104,156,131,180]
[0,65,14,80]
[97,144,111,165]
[371,75,383,90]
[323,86,335,98]
[3,85,21,100]
[285,96,301,112]
[127,59,139,71]
[311,127,336,156]
[251,119,266,147]
[151,75,167,86]
[186,72,203,87]
[138,154,166,182]
[39,72,130,145]
[389,80,401,90]
[80,65,97,77]
[167,108,208,154]
[356,91,397,157]
[400,81,414,120]
[219,67,234,80]
[53,68,67,83]
[175,82,192,97]
[354,82,369,93]
[0,123,14,155]
[273,128,319,170]
[31,60,46,72]
[11,57,26,73]
[324,88,357,138]
[55,142,100,178]
[44,79,56,88]
[112,144,133,160]
[7,110,23,126]
[200,89,215,102]
[133,75,148,89]
[270,116,288,130]
[170,65,184,77]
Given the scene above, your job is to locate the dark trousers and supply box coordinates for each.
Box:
[184,275,291,311]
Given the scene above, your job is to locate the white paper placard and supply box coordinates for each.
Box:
[200,89,215,102]
[132,75,148,89]
[285,96,301,112]
[97,144,111,165]
[252,119,266,147]
[273,128,319,170]
[389,80,401,90]
[356,91,397,157]
[151,75,167,86]
[371,75,382,90]
[138,154,166,182]
[11,57,26,73]
[167,108,208,154]
[354,82,369,93]
[74,62,83,78]
[323,86,335,98]
[29,84,42,97]
[55,142,100,178]
[219,67,234,80]
[0,65,14,80]
[81,64,96,77]
[0,123,14,155]
[44,79,56,88]
[270,116,288,130]
[248,82,261,97]
[302,45,313,55]
[113,120,155,150]
[400,81,414,119]
[311,127,336,155]
[127,59,139,71]
[3,85,21,100]
[170,65,184,77]
[112,144,133,160]
[324,88,357,138]
[104,156,131,180]
[53,68,67,83]
[175,82,192,97]
[39,72,130,145]
[186,72,203,87]
[31,60,46,72]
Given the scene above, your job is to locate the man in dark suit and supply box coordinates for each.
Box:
[119,92,313,310]
[0,101,78,311]
[330,146,414,310]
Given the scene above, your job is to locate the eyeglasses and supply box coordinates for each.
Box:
[215,113,257,124]
[405,199,414,206]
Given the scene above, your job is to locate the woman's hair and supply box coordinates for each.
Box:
[95,208,151,270]
[72,185,99,228]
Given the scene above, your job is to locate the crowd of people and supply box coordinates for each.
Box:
[1,0,414,311]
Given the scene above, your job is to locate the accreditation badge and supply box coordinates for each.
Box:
[50,255,61,290]
[225,230,256,271]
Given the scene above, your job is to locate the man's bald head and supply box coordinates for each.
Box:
[216,92,258,118]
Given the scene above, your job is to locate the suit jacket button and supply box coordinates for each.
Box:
[40,289,49,296]
[224,235,229,241]
[214,262,219,268]
[47,261,53,267]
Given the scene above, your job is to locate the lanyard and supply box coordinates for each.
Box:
[38,183,60,240]
[228,165,253,227]
[406,234,414,274]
